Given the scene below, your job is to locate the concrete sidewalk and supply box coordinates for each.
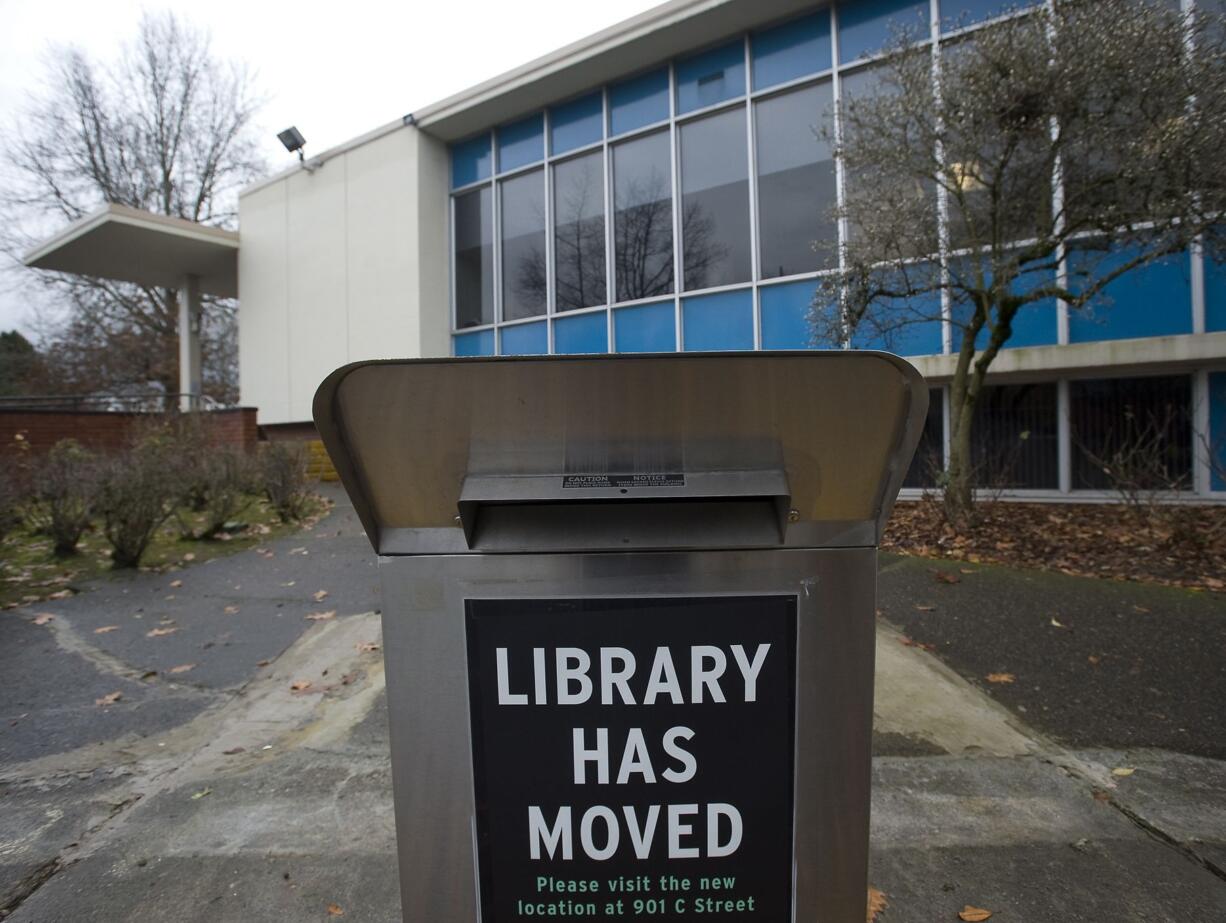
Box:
[1,489,1224,921]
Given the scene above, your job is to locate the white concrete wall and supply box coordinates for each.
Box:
[238,125,450,424]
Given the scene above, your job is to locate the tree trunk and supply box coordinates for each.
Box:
[944,392,977,527]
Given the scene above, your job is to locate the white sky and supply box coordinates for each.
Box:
[0,0,662,335]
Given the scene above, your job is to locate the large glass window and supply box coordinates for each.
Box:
[500,170,547,321]
[613,131,674,302]
[553,152,607,311]
[680,108,751,290]
[498,114,544,173]
[971,383,1059,489]
[452,134,491,189]
[1070,375,1192,490]
[454,186,493,328]
[837,0,929,64]
[755,82,837,277]
[550,92,603,155]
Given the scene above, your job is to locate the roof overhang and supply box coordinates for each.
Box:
[23,203,239,298]
[420,0,826,142]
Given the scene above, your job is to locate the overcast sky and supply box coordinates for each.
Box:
[0,0,662,335]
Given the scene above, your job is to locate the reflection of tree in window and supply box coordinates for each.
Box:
[680,109,749,290]
[454,186,493,328]
[554,152,607,311]
[614,132,675,302]
[501,170,547,320]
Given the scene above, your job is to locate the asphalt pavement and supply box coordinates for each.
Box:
[0,487,1223,922]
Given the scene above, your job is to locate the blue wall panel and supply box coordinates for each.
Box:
[1068,246,1193,343]
[1207,248,1226,332]
[554,311,608,354]
[550,92,604,155]
[451,134,491,189]
[949,262,1059,350]
[851,293,943,356]
[683,290,755,351]
[614,302,676,353]
[500,321,548,356]
[453,329,495,357]
[838,0,929,64]
[676,41,746,114]
[752,12,832,90]
[497,114,544,172]
[760,280,819,349]
[609,69,670,136]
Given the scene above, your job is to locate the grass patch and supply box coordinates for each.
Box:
[0,492,330,610]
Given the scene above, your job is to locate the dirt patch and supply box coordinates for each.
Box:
[883,497,1226,593]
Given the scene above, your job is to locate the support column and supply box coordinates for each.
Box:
[178,274,203,412]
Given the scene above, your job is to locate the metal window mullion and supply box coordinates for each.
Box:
[543,111,556,325]
[602,86,615,353]
[1057,378,1072,493]
[448,194,458,349]
[670,61,685,350]
[745,34,763,350]
[830,2,852,349]
[1044,0,1070,346]
[1193,368,1212,495]
[932,0,954,356]
[492,178,503,351]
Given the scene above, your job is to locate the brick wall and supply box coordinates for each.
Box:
[0,408,259,455]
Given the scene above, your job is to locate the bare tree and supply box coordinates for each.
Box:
[2,11,265,405]
[815,0,1226,525]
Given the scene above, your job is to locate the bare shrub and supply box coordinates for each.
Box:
[95,439,178,568]
[198,449,257,538]
[26,439,96,556]
[260,441,312,523]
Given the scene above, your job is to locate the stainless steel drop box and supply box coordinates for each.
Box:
[314,351,927,923]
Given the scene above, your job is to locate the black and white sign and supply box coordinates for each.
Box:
[465,596,797,921]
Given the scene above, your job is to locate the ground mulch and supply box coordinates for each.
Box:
[882,498,1226,593]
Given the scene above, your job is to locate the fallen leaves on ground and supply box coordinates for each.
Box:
[182,553,196,562]
[256,659,271,667]
[1111,767,1136,777]
[915,604,937,612]
[1050,617,1069,629]
[168,663,196,674]
[289,547,309,556]
[223,605,240,615]
[146,627,178,638]
[95,691,122,706]
[32,613,54,625]
[958,907,993,922]
[933,570,961,584]
[222,746,246,755]
[313,589,329,601]
[306,610,336,622]
[1087,654,1101,665]
[985,673,1015,684]
[356,641,380,653]
[867,886,888,922]
[47,589,73,600]
[327,904,345,917]
[190,787,211,800]
[94,625,120,634]
[883,499,1226,592]
[169,579,183,588]
[290,680,313,693]
[900,637,936,652]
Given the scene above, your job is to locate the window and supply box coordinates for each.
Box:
[615,301,676,353]
[680,108,751,290]
[501,321,548,356]
[755,82,837,277]
[454,186,493,328]
[554,152,607,311]
[1070,376,1192,490]
[613,131,674,302]
[760,280,819,349]
[500,170,547,321]
[971,383,1059,489]
[554,311,608,354]
[904,388,945,488]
